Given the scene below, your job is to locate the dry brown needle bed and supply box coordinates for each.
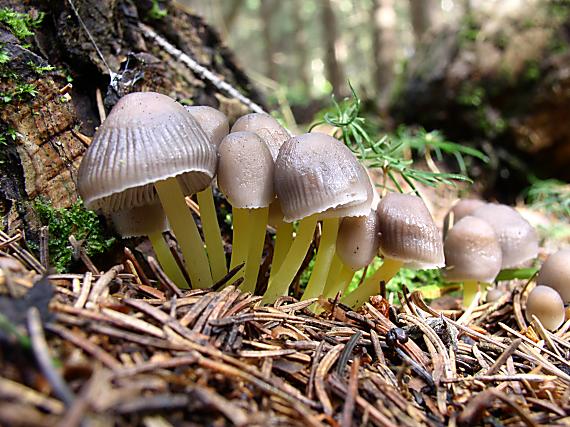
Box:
[0,232,569,427]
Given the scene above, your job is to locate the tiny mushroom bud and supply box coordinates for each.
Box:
[342,193,444,308]
[443,216,502,307]
[537,249,570,303]
[525,285,565,331]
[471,204,538,269]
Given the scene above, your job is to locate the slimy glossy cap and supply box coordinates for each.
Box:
[217,131,274,209]
[443,199,486,235]
[443,216,502,283]
[472,204,538,269]
[274,133,370,222]
[525,285,565,331]
[78,92,217,213]
[537,249,570,303]
[336,209,381,271]
[376,193,444,268]
[185,106,229,148]
[110,203,169,238]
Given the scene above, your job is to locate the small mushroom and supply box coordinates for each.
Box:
[217,131,274,292]
[263,133,371,303]
[78,92,216,288]
[443,198,485,237]
[342,193,443,308]
[323,208,380,299]
[185,106,229,282]
[537,249,570,303]
[525,285,565,331]
[471,204,538,269]
[443,216,502,307]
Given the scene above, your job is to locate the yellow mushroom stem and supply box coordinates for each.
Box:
[154,177,213,289]
[147,230,189,289]
[241,207,269,293]
[341,258,403,308]
[302,217,340,301]
[462,280,488,308]
[262,216,318,304]
[322,253,343,297]
[272,220,293,271]
[323,261,355,300]
[196,186,227,283]
[227,207,251,285]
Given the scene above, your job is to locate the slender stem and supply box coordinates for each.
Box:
[341,258,403,308]
[323,262,355,299]
[262,216,318,304]
[302,217,340,301]
[227,207,251,286]
[148,230,189,289]
[196,187,227,283]
[272,220,293,271]
[463,280,486,308]
[241,207,269,293]
[155,177,213,289]
[323,253,343,297]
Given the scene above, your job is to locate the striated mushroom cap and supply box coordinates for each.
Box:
[336,209,381,271]
[78,92,217,213]
[110,203,169,238]
[443,199,486,236]
[376,193,444,268]
[472,204,538,269]
[443,216,502,283]
[185,106,229,148]
[217,131,274,209]
[537,249,570,303]
[525,285,565,331]
[275,133,370,222]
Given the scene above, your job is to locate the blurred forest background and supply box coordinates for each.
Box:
[185,0,570,201]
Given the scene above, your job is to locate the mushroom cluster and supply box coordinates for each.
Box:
[77,91,449,309]
[442,199,539,307]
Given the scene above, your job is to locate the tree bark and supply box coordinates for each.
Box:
[293,0,310,92]
[371,0,396,108]
[321,0,346,98]
[259,0,277,81]
[0,0,266,239]
[408,0,436,47]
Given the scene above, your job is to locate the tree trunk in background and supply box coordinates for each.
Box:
[293,0,310,93]
[224,0,246,34]
[0,0,265,241]
[260,0,277,81]
[408,0,435,47]
[321,0,345,97]
[371,0,396,109]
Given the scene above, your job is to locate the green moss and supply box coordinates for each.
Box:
[0,82,37,104]
[0,7,44,41]
[34,198,116,272]
[147,0,167,20]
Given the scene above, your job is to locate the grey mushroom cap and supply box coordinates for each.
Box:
[78,92,217,213]
[336,209,381,271]
[443,216,502,283]
[110,203,169,238]
[537,249,570,303]
[231,113,290,161]
[471,204,539,269]
[217,131,274,209]
[376,193,444,268]
[525,285,565,331]
[443,199,486,235]
[275,133,371,222]
[185,106,229,148]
